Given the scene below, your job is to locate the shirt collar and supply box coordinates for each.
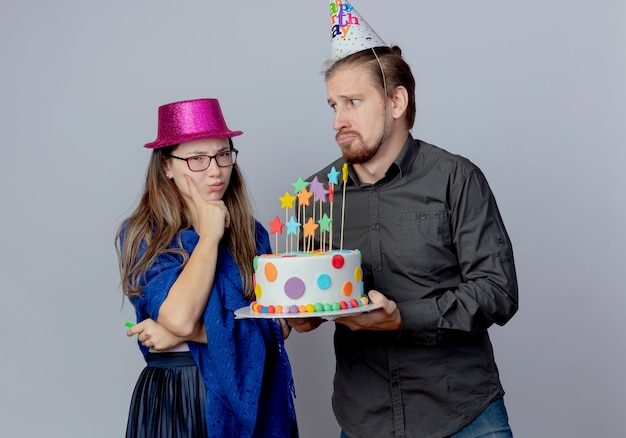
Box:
[390,133,419,178]
[347,134,418,185]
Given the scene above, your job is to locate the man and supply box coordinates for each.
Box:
[288,2,518,437]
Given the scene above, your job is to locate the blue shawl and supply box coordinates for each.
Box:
[129,222,297,437]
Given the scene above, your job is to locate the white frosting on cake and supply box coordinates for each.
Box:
[251,250,366,314]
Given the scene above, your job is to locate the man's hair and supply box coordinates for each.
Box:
[324,46,416,129]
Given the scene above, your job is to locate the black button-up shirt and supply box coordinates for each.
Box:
[310,135,518,438]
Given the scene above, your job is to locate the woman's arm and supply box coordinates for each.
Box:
[158,176,229,336]
[128,318,207,351]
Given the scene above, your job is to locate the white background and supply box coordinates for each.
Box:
[1,1,624,437]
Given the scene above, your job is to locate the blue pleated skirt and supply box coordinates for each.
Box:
[125,351,207,438]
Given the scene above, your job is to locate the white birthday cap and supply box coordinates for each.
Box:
[330,0,387,61]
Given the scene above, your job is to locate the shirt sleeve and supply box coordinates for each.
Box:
[398,168,518,344]
[131,250,187,321]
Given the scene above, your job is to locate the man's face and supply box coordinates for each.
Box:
[326,64,388,164]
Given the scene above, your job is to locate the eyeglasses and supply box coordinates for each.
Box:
[167,149,238,171]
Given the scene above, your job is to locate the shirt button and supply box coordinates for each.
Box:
[374,265,382,271]
[372,223,379,230]
[419,213,427,219]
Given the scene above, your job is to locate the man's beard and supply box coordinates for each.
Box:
[338,130,385,164]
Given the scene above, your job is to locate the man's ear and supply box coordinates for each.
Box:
[390,86,409,120]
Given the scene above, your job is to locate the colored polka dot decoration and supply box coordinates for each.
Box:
[265,262,278,282]
[284,277,305,299]
[317,273,331,290]
[332,254,345,268]
[342,281,353,297]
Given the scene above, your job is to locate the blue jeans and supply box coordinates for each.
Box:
[340,397,512,438]
[449,397,512,437]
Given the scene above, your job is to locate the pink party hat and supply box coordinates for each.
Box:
[329,0,387,60]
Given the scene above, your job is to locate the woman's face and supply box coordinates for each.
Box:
[164,138,234,202]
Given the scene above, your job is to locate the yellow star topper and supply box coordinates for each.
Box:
[279,191,297,209]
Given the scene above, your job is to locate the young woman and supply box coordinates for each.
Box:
[116,98,297,438]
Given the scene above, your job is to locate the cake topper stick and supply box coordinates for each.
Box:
[303,218,319,252]
[312,193,316,250]
[286,216,301,253]
[279,191,296,252]
[327,184,335,250]
[318,199,326,251]
[298,202,302,251]
[340,163,348,250]
[291,177,309,252]
[297,187,313,251]
[309,176,328,251]
[327,166,340,250]
[295,199,301,252]
[318,213,333,252]
[307,192,317,246]
[268,216,285,254]
[312,199,316,252]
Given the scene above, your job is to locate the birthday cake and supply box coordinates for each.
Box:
[251,249,366,314]
[249,167,370,315]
